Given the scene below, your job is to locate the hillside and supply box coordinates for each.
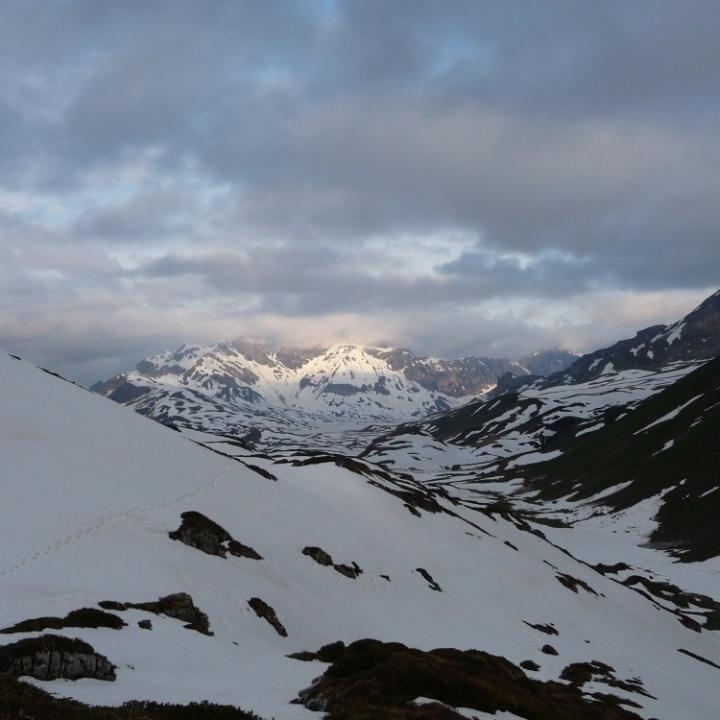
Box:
[2,349,719,719]
[519,355,720,561]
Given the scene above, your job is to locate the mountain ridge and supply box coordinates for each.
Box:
[92,342,577,429]
[543,289,720,386]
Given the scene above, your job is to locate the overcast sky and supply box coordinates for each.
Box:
[1,0,718,384]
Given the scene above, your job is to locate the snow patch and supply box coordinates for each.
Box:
[507,449,563,467]
[634,395,704,434]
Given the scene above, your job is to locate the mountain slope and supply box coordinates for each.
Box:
[519,355,720,561]
[364,362,700,481]
[2,349,719,719]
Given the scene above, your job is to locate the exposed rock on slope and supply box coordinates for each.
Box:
[0,635,115,681]
[99,594,211,635]
[1,608,125,634]
[248,598,287,638]
[293,639,643,720]
[169,511,262,560]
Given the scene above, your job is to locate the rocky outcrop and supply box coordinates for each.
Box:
[302,546,363,579]
[0,635,115,681]
[560,660,654,698]
[293,639,643,719]
[288,641,346,663]
[1,608,125,634]
[248,598,287,638]
[302,546,333,566]
[415,568,442,592]
[523,621,558,636]
[169,511,262,560]
[99,593,211,635]
[556,572,598,596]
[333,562,362,579]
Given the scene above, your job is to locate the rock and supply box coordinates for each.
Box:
[169,511,262,560]
[416,567,442,592]
[541,644,559,655]
[520,660,540,671]
[288,641,346,663]
[0,635,115,681]
[100,592,212,635]
[523,621,559,636]
[0,608,125,634]
[333,562,363,579]
[294,638,643,719]
[302,546,334,566]
[556,572,598,596]
[303,546,363,579]
[241,462,277,481]
[138,619,153,630]
[248,598,287,637]
[560,661,654,698]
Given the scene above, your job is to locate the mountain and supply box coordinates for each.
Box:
[375,289,720,464]
[520,348,582,376]
[520,355,720,561]
[3,348,720,720]
[364,359,701,485]
[545,289,720,385]
[92,342,576,433]
[363,288,720,564]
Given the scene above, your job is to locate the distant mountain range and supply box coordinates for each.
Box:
[92,343,578,430]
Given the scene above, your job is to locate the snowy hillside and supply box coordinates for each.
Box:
[2,349,719,719]
[365,361,702,479]
[358,290,720,610]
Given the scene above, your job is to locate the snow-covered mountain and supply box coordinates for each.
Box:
[365,289,720,568]
[92,342,576,433]
[2,348,720,720]
[545,289,720,385]
[373,288,720,466]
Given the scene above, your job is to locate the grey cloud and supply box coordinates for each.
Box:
[1,1,719,381]
[140,242,601,316]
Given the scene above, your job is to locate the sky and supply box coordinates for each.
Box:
[1,0,718,385]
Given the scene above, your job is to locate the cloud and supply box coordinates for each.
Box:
[0,1,718,382]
